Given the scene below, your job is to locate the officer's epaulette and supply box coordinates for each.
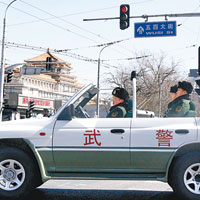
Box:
[182,99,191,107]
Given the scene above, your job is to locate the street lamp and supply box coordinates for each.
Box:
[0,0,17,121]
[96,43,114,117]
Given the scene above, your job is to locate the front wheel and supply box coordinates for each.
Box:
[170,151,200,200]
[0,147,38,199]
[0,159,25,191]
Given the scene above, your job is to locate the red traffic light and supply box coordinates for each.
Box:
[121,6,128,13]
[120,4,130,30]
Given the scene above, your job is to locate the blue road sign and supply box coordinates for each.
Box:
[134,21,176,38]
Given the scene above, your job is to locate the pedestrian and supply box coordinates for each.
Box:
[164,81,196,117]
[106,87,129,118]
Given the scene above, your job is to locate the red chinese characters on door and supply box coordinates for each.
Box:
[156,129,173,147]
[84,129,101,146]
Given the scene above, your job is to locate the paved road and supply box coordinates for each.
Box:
[25,180,177,200]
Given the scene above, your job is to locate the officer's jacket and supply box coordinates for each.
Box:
[165,94,196,118]
[106,102,128,118]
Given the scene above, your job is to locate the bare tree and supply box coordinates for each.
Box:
[104,51,184,116]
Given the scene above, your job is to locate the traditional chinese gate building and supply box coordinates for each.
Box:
[3,50,82,120]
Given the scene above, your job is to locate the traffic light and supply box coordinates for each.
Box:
[3,99,9,109]
[7,71,13,83]
[26,100,34,118]
[120,4,130,30]
[46,57,52,71]
[28,100,35,112]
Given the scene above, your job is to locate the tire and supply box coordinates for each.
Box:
[170,151,200,200]
[0,146,38,199]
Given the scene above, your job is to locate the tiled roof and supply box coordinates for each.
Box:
[24,51,72,70]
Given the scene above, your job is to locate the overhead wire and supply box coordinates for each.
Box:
[0,0,155,57]
[1,41,118,69]
[19,0,109,42]
[1,41,152,68]
[0,0,132,53]
[55,38,131,52]
[99,55,151,61]
[0,0,154,59]
[0,1,133,57]
[176,2,200,47]
[4,0,155,56]
[0,1,101,44]
[8,0,153,27]
[177,3,200,27]
[2,41,154,71]
[18,0,134,56]
[1,0,198,69]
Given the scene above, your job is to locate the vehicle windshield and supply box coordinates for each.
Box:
[73,86,98,108]
[53,84,98,118]
[73,86,98,118]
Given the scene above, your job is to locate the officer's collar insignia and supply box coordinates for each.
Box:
[112,111,118,117]
[176,106,182,112]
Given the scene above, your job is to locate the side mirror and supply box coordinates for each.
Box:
[57,104,74,121]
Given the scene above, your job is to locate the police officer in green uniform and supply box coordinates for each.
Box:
[169,85,178,101]
[163,85,178,117]
[125,98,133,118]
[165,81,196,117]
[106,87,129,118]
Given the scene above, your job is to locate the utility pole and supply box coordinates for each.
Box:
[0,0,17,121]
[96,44,113,117]
[96,40,123,117]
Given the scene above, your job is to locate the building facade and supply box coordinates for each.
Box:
[3,50,82,120]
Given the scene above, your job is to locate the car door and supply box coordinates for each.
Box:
[53,117,131,172]
[130,117,198,173]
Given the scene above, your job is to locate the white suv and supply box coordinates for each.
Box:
[0,83,199,200]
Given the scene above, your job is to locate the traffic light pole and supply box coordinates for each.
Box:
[0,0,17,121]
[83,12,200,22]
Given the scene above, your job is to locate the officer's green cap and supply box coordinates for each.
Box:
[112,87,129,102]
[178,81,193,94]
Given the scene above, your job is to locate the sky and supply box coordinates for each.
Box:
[1,0,200,89]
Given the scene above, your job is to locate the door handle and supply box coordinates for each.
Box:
[175,129,189,134]
[111,129,125,134]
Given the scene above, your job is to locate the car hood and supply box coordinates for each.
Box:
[0,117,50,126]
[0,117,55,138]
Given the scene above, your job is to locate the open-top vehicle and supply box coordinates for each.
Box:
[0,73,200,200]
